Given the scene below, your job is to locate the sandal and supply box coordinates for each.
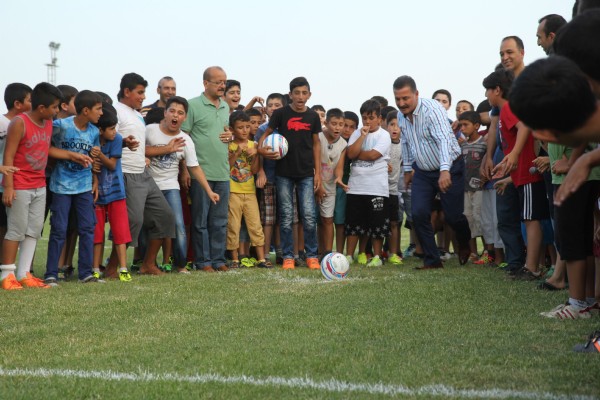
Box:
[230,260,240,269]
[537,280,564,291]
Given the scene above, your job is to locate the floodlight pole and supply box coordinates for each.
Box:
[46,42,60,85]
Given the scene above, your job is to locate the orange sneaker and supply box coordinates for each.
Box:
[1,273,23,290]
[20,272,51,288]
[307,258,320,270]
[282,259,295,270]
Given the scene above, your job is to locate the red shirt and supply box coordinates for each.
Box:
[11,113,51,189]
[499,103,542,187]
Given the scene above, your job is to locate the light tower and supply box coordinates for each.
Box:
[46,42,60,84]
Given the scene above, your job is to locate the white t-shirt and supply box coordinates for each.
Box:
[347,126,391,197]
[115,101,146,174]
[319,132,346,195]
[145,124,199,191]
[0,114,10,192]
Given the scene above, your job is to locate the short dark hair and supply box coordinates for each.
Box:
[509,56,596,134]
[386,111,398,125]
[289,77,310,92]
[311,104,325,113]
[456,100,475,111]
[359,99,381,117]
[432,89,452,105]
[554,10,600,83]
[380,106,397,120]
[476,99,492,114]
[225,80,241,93]
[144,107,164,125]
[165,96,188,114]
[94,102,118,130]
[95,91,113,105]
[482,69,514,100]
[266,93,286,106]
[4,83,32,110]
[458,111,481,125]
[392,76,417,92]
[117,72,148,100]
[502,35,525,50]
[539,14,567,35]
[74,90,103,114]
[31,82,63,110]
[57,84,78,106]
[344,111,359,127]
[229,110,250,128]
[245,107,262,118]
[325,108,344,121]
[371,96,388,108]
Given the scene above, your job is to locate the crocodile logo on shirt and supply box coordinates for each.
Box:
[287,117,310,132]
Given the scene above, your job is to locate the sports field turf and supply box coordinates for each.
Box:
[1,231,599,399]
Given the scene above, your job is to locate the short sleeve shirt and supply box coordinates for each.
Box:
[229,140,256,194]
[347,127,391,197]
[146,124,199,191]
[115,101,147,174]
[268,106,321,178]
[319,132,346,195]
[181,93,230,181]
[50,116,99,194]
[97,134,126,204]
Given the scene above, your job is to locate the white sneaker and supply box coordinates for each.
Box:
[540,302,591,320]
[439,250,452,261]
[345,255,353,265]
[366,255,383,267]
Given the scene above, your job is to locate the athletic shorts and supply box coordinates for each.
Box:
[517,181,550,221]
[5,187,46,241]
[388,193,400,223]
[0,200,7,228]
[318,190,336,218]
[94,199,132,245]
[344,194,390,239]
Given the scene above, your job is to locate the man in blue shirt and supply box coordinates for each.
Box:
[393,76,471,269]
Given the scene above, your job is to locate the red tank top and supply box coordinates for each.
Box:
[12,113,52,189]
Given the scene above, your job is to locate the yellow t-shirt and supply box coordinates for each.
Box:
[229,140,256,194]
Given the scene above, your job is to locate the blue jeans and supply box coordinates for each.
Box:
[496,183,525,268]
[162,189,187,268]
[45,192,96,280]
[276,175,317,259]
[411,160,471,266]
[190,180,230,268]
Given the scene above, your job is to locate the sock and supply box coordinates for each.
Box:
[16,236,37,280]
[568,298,588,309]
[118,267,127,273]
[93,267,101,273]
[0,264,16,280]
[587,297,596,306]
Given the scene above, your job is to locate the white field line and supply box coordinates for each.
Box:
[0,367,596,400]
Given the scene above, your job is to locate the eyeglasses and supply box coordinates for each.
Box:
[207,80,226,86]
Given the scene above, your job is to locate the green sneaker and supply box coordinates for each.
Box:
[240,257,255,268]
[388,254,403,265]
[119,269,132,282]
[357,253,368,265]
[185,261,193,271]
[367,255,383,267]
[92,270,103,279]
[161,264,173,273]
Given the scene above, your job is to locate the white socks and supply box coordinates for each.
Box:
[0,263,16,280]
[16,236,37,280]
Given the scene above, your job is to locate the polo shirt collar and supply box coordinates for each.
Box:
[200,92,227,110]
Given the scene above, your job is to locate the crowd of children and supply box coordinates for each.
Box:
[1,10,600,353]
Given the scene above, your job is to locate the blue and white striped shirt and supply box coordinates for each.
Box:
[399,98,461,172]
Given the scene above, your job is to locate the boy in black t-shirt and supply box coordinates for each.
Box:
[258,77,321,270]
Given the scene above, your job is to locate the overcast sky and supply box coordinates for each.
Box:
[1,0,574,118]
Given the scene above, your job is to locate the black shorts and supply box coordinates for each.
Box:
[388,194,400,223]
[517,181,550,221]
[554,181,598,260]
[344,194,390,239]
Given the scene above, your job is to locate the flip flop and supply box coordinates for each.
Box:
[538,280,564,291]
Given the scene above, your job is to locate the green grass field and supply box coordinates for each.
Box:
[1,229,599,399]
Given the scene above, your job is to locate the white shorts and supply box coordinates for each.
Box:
[464,190,483,238]
[318,190,336,218]
[5,187,46,241]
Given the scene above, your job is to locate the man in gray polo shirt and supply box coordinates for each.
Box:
[181,66,231,272]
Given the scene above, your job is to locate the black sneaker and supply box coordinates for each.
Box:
[256,260,273,269]
[510,267,541,281]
